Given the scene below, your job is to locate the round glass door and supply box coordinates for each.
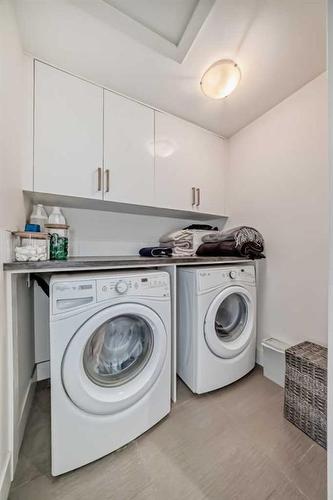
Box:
[214,294,248,343]
[83,314,154,388]
[204,286,254,359]
[62,303,168,415]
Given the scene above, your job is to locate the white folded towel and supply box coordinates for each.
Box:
[159,229,193,244]
[159,229,217,256]
[160,240,192,249]
[170,246,195,257]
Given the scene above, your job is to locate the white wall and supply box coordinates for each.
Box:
[0,3,25,230]
[44,206,225,256]
[227,73,329,359]
[0,1,25,498]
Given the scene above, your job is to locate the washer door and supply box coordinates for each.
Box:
[62,303,167,415]
[204,286,254,359]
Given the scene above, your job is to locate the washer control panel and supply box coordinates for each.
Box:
[97,273,170,301]
[52,280,96,314]
[115,280,128,294]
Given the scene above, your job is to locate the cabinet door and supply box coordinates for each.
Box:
[196,133,226,216]
[103,90,155,206]
[34,62,103,199]
[154,112,202,212]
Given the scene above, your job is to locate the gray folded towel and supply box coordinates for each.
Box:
[202,226,264,248]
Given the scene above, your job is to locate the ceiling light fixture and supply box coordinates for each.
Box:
[200,59,241,99]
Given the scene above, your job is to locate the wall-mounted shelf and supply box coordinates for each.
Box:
[24,191,228,222]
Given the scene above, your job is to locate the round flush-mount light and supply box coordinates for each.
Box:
[200,59,241,99]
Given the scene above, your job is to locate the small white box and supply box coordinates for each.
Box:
[262,337,291,387]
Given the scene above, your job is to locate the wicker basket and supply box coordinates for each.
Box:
[284,341,327,449]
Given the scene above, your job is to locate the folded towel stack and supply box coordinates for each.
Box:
[159,229,216,257]
[197,226,265,260]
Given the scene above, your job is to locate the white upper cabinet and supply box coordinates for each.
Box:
[33,62,226,217]
[34,62,103,199]
[103,90,155,206]
[195,131,226,215]
[154,112,202,212]
[154,112,226,215]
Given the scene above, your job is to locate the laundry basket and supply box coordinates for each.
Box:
[284,341,327,448]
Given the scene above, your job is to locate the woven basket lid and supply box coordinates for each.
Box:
[286,341,327,368]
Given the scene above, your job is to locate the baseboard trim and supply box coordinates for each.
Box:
[0,454,11,500]
[15,377,36,471]
[256,346,263,366]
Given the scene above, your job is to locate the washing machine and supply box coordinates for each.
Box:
[49,270,171,476]
[177,265,256,394]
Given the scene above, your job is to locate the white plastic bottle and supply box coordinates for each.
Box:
[48,207,66,225]
[30,204,48,232]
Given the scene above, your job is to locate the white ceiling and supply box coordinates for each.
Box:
[70,0,215,62]
[103,0,203,45]
[14,0,326,137]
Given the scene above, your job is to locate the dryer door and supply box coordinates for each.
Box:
[62,303,167,415]
[204,286,254,359]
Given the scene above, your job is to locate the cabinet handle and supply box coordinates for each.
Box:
[97,167,102,191]
[196,188,201,207]
[105,169,110,193]
[192,187,196,206]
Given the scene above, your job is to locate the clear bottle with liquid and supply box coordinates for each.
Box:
[30,204,48,232]
[48,207,66,225]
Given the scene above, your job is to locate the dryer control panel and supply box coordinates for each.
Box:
[198,266,255,292]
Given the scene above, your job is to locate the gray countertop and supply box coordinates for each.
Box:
[3,255,252,272]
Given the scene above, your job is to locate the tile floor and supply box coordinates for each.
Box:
[9,367,327,500]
